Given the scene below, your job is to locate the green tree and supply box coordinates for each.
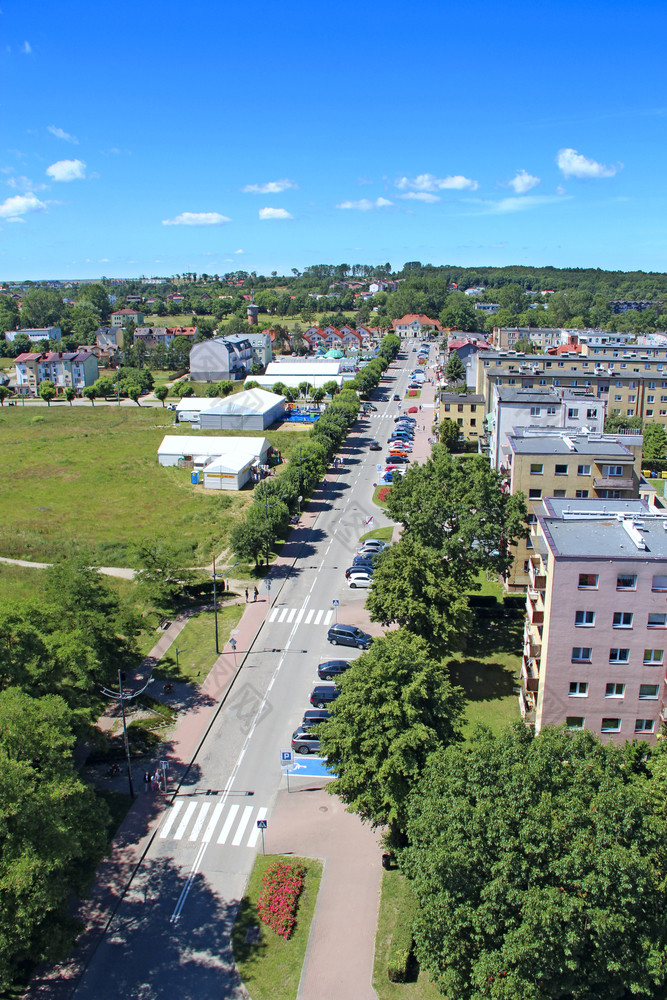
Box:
[19,288,64,328]
[127,383,142,405]
[133,540,193,612]
[174,382,195,398]
[366,537,472,654]
[323,380,339,397]
[643,421,667,461]
[154,384,169,406]
[0,294,20,335]
[216,380,235,397]
[445,353,466,382]
[439,293,478,332]
[402,724,667,1000]
[82,386,97,406]
[75,282,111,322]
[38,380,57,406]
[319,630,464,834]
[311,387,326,405]
[63,386,76,406]
[386,446,528,586]
[439,417,461,452]
[513,335,540,354]
[0,386,11,406]
[0,688,109,994]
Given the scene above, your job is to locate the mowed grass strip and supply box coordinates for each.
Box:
[155,602,244,684]
[233,854,323,1000]
[0,407,310,566]
[373,869,441,1000]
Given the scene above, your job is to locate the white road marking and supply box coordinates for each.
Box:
[287,608,296,623]
[269,608,278,623]
[295,608,304,624]
[159,800,183,839]
[217,804,239,844]
[247,807,268,847]
[278,608,288,623]
[173,801,197,841]
[324,610,334,625]
[202,802,224,843]
[305,609,314,624]
[232,805,254,846]
[314,610,323,624]
[188,802,210,841]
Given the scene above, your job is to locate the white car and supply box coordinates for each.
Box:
[347,570,373,589]
[357,538,389,552]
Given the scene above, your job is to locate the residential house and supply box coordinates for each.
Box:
[446,337,492,388]
[522,499,667,744]
[392,314,443,337]
[440,393,484,441]
[189,336,253,382]
[463,286,485,297]
[14,351,98,394]
[474,302,501,315]
[111,308,143,327]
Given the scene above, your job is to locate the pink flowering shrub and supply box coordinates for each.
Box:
[256,861,307,938]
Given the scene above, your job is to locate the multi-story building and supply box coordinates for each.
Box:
[111,308,143,328]
[488,386,606,469]
[492,327,568,350]
[14,351,98,394]
[189,336,253,382]
[505,430,642,590]
[5,326,62,343]
[392,314,443,338]
[476,349,667,430]
[522,499,667,744]
[440,393,485,442]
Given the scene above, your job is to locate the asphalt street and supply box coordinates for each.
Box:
[70,345,431,1000]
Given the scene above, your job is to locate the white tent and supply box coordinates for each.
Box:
[244,373,345,391]
[265,360,342,377]
[157,434,270,468]
[175,397,224,422]
[199,388,286,430]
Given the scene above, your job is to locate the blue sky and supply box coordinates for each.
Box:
[1,0,666,279]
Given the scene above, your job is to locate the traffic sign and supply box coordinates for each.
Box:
[257,819,267,829]
[332,599,339,606]
[280,749,293,767]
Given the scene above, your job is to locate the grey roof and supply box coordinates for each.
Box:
[541,514,667,560]
[440,393,484,403]
[509,435,633,458]
[495,386,596,403]
[542,498,649,518]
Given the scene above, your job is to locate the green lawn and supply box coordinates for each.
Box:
[373,869,441,1000]
[0,407,309,567]
[360,525,393,543]
[233,855,323,1000]
[372,484,393,508]
[0,357,14,370]
[154,602,244,684]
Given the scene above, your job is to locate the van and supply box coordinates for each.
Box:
[326,624,373,649]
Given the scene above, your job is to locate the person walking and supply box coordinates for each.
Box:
[253,586,259,602]
[244,588,249,603]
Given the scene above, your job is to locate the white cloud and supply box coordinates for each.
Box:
[0,193,46,220]
[234,248,245,254]
[396,172,479,192]
[48,125,78,144]
[259,207,293,220]
[162,211,230,226]
[21,40,31,54]
[242,178,298,194]
[7,175,47,192]
[508,169,540,194]
[398,191,440,203]
[46,158,86,182]
[475,194,572,215]
[556,148,618,179]
[336,197,393,211]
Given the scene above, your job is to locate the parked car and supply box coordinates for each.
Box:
[393,393,401,401]
[384,455,409,465]
[363,403,378,411]
[352,553,378,568]
[302,708,331,727]
[318,659,352,680]
[348,571,373,589]
[310,684,341,707]
[292,726,322,755]
[357,539,389,553]
[327,624,372,649]
[407,406,419,413]
[369,440,382,451]
[394,414,416,423]
[346,563,375,578]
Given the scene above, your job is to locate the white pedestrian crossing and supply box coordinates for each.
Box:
[217,804,239,844]
[247,807,268,848]
[173,801,197,841]
[267,606,334,626]
[231,805,254,846]
[159,799,270,849]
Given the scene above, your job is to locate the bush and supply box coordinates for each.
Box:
[377,487,392,502]
[387,916,414,982]
[256,860,306,939]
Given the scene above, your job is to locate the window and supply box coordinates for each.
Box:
[457,404,464,412]
[566,717,585,730]
[555,464,568,476]
[529,488,542,499]
[579,573,598,589]
[572,647,592,662]
[617,574,637,590]
[603,465,624,477]
[639,684,659,700]
[652,575,667,592]
[601,718,621,733]
[609,648,630,663]
[578,464,591,475]
[644,649,664,665]
[553,489,566,498]
[568,408,579,418]
[547,406,557,414]
[576,489,589,498]
[530,406,541,416]
[605,683,625,698]
[587,409,598,419]
[612,612,633,628]
[530,463,543,475]
[648,395,655,403]
[646,410,654,417]
[569,681,588,696]
[444,403,450,412]
[648,613,667,628]
[635,719,655,733]
[575,610,595,627]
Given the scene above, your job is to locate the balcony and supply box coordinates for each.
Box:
[519,687,536,724]
[521,656,539,693]
[523,622,542,661]
[528,557,546,591]
[593,477,635,491]
[526,589,544,625]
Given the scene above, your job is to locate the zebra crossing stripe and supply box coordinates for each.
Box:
[174,801,197,841]
[217,804,239,844]
[159,800,183,839]
[202,802,224,843]
[269,608,278,623]
[287,608,296,623]
[324,610,334,625]
[314,610,323,625]
[295,608,305,624]
[232,805,254,846]
[189,802,210,841]
[246,807,268,848]
[278,608,288,623]
[305,609,314,624]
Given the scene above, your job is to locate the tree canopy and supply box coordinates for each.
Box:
[402,724,667,1000]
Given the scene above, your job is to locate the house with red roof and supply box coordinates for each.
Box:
[15,350,98,395]
[392,314,443,337]
[111,308,143,328]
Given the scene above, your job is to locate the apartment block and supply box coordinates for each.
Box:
[440,393,484,441]
[523,500,667,744]
[505,431,641,589]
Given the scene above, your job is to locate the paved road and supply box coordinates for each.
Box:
[68,344,434,999]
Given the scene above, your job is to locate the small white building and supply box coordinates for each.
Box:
[199,388,286,431]
[244,373,346,391]
[175,397,225,423]
[203,441,271,491]
[6,326,61,343]
[158,434,271,490]
[264,359,343,379]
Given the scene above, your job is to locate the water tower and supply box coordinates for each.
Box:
[247,291,259,327]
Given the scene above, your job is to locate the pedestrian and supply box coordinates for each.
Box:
[245,588,249,603]
[419,404,422,411]
[253,586,259,602]
[220,579,225,592]
[144,771,151,793]
[154,770,161,791]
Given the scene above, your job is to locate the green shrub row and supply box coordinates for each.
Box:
[387,917,414,982]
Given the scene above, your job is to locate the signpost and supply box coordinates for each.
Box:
[332,598,339,624]
[281,749,294,792]
[256,818,267,855]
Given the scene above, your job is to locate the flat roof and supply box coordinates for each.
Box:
[541,514,667,560]
[441,393,484,403]
[158,435,269,457]
[509,435,633,458]
[542,498,649,518]
[495,386,596,403]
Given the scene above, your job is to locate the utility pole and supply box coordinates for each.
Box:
[212,553,220,654]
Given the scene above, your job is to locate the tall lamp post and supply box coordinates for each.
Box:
[212,553,221,655]
[101,672,154,799]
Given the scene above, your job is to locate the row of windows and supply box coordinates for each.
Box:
[485,357,667,379]
[566,717,655,734]
[571,647,664,664]
[529,463,624,477]
[575,610,667,628]
[579,573,667,591]
[568,681,660,699]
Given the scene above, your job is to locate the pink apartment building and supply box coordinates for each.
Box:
[523,498,667,744]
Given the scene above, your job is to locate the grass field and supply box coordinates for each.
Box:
[233,855,323,1000]
[373,869,441,1000]
[1,407,310,566]
[155,602,244,684]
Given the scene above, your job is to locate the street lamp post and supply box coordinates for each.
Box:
[101,671,154,799]
[175,647,186,673]
[212,553,221,655]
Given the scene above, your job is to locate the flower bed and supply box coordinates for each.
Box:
[256,860,307,938]
[376,486,392,503]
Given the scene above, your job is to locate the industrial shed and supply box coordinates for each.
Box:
[202,447,269,491]
[199,388,286,431]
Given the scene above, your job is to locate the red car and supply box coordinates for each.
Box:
[408,405,418,413]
